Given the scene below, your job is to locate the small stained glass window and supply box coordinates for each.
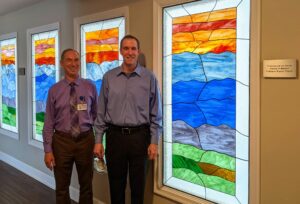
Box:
[31,30,59,142]
[0,36,18,133]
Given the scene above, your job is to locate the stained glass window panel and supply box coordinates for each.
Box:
[163,0,250,204]
[0,38,18,133]
[80,17,125,93]
[32,30,59,142]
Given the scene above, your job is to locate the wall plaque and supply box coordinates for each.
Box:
[263,59,297,78]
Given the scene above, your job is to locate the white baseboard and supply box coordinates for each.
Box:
[0,151,105,204]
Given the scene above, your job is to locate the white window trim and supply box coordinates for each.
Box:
[26,22,60,149]
[0,32,19,140]
[0,126,18,140]
[152,0,260,203]
[73,6,129,59]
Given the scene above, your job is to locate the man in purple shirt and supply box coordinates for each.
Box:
[94,35,162,204]
[43,49,98,204]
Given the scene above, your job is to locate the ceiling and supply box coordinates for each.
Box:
[0,0,44,16]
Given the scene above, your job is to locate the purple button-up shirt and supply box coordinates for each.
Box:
[43,78,98,153]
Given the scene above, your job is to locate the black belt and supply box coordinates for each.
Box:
[108,124,149,135]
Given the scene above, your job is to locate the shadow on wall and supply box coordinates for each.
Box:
[138,52,146,67]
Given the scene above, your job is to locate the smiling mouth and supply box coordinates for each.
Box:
[126,56,136,60]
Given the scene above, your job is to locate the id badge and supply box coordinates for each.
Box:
[77,103,87,111]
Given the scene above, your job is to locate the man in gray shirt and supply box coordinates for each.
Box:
[94,35,162,204]
[43,49,98,204]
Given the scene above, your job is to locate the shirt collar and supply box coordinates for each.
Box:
[64,77,81,86]
[117,64,142,77]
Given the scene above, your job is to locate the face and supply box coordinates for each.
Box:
[120,38,139,67]
[61,50,80,80]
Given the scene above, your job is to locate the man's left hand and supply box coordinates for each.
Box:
[93,143,104,159]
[148,144,158,160]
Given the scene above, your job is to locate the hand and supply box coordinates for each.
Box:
[44,152,55,171]
[148,144,158,160]
[93,143,104,159]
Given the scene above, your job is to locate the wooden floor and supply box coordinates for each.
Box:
[0,160,76,204]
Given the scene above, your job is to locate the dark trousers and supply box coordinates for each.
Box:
[106,125,150,204]
[52,130,94,204]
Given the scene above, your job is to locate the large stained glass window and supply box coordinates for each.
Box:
[162,0,250,203]
[31,30,59,142]
[0,36,18,133]
[80,17,125,93]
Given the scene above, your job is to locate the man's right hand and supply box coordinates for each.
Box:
[44,152,55,171]
[93,143,104,159]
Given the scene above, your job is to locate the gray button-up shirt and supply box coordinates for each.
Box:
[94,64,162,144]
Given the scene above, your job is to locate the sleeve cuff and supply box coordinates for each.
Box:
[44,144,52,153]
[95,135,103,144]
[151,135,159,144]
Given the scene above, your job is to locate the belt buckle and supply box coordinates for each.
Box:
[122,127,130,135]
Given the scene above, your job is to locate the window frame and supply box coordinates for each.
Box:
[26,22,60,149]
[0,32,19,140]
[152,0,261,203]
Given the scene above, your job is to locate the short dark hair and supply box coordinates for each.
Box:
[120,35,140,49]
[60,48,79,60]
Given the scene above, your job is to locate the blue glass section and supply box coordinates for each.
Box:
[96,79,102,93]
[35,64,56,113]
[86,61,118,93]
[172,51,236,129]
[35,75,55,100]
[172,80,205,104]
[196,98,236,128]
[1,64,16,107]
[172,52,206,83]
[173,103,206,127]
[199,78,236,101]
[173,96,235,128]
[35,64,56,78]
[172,52,236,83]
[201,51,236,81]
[35,73,48,82]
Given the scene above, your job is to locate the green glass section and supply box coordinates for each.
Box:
[173,142,205,161]
[36,112,45,135]
[173,168,235,195]
[103,134,106,147]
[198,173,235,195]
[173,143,236,195]
[173,168,205,186]
[173,154,203,174]
[201,151,235,171]
[2,104,16,126]
[173,142,235,171]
